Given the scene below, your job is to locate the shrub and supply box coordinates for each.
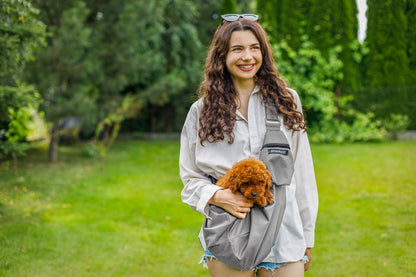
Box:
[273,35,386,143]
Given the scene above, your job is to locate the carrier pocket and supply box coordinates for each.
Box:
[260,143,294,186]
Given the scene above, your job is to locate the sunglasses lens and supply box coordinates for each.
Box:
[242,14,259,21]
[221,14,240,21]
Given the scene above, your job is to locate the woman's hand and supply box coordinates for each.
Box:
[208,189,253,219]
[304,248,312,271]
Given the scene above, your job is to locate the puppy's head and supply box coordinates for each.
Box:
[229,158,272,206]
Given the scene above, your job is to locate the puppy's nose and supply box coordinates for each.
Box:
[251,192,258,197]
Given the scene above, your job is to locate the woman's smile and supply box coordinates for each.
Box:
[237,63,256,71]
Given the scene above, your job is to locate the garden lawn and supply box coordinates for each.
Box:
[0,140,415,277]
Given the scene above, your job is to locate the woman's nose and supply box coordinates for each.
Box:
[241,49,252,60]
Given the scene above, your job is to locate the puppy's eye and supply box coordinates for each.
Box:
[240,182,249,187]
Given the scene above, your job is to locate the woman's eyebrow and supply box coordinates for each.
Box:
[230,42,260,48]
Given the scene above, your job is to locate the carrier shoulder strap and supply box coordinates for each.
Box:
[265,104,281,131]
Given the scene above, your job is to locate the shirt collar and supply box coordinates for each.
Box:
[236,85,260,122]
[252,85,260,95]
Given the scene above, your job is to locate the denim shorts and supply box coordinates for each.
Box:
[201,249,308,272]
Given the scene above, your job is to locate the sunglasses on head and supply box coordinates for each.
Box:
[221,14,259,23]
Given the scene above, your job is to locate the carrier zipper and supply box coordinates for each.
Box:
[262,143,290,150]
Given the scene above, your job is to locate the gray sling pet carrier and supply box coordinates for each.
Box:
[202,105,295,271]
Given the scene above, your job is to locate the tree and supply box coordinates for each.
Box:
[307,0,360,88]
[277,1,307,50]
[25,0,203,158]
[220,0,237,15]
[406,0,416,128]
[407,0,416,83]
[110,0,202,133]
[192,0,222,47]
[256,0,306,49]
[236,0,255,13]
[0,0,46,161]
[360,0,409,122]
[25,1,98,162]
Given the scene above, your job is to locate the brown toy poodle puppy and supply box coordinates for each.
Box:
[217,157,274,207]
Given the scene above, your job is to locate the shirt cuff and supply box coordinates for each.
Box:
[196,185,223,217]
[304,230,315,248]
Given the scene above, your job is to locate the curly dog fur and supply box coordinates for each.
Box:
[217,158,274,207]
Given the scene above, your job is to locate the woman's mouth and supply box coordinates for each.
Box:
[237,64,255,71]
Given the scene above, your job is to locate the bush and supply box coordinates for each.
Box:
[383,113,410,140]
[273,35,386,143]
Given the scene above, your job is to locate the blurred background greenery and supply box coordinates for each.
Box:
[1,0,415,162]
[1,1,416,276]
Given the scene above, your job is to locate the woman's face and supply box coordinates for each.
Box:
[225,30,263,85]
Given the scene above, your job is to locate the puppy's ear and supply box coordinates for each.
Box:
[264,171,272,188]
[265,191,274,204]
[227,173,240,193]
[257,196,267,207]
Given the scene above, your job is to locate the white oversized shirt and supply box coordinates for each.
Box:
[179,86,318,263]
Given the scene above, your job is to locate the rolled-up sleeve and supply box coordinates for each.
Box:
[179,103,223,216]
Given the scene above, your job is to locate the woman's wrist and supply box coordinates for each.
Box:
[208,189,225,206]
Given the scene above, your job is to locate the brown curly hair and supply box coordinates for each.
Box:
[198,19,306,145]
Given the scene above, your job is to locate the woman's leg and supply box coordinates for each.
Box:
[256,261,304,277]
[207,258,255,277]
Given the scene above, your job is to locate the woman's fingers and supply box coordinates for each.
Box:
[237,207,251,213]
[209,189,254,217]
[234,212,247,219]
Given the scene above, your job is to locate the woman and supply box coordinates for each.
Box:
[179,14,318,277]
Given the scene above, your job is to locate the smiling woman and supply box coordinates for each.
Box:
[179,14,318,277]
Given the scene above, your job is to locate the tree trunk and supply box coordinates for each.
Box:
[48,121,59,162]
[150,106,156,133]
[335,86,341,119]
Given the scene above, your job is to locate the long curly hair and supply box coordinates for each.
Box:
[198,19,306,145]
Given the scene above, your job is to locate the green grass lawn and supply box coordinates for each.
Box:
[0,140,415,276]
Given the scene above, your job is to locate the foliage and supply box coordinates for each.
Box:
[405,0,416,128]
[365,0,409,87]
[23,1,99,162]
[220,0,237,15]
[258,0,414,130]
[407,0,416,83]
[23,0,203,161]
[0,0,46,81]
[87,95,144,157]
[273,35,385,143]
[25,1,97,125]
[383,113,410,140]
[1,140,415,276]
[273,36,342,126]
[108,0,203,133]
[256,0,308,51]
[359,0,411,127]
[192,0,222,47]
[0,0,46,160]
[308,111,386,143]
